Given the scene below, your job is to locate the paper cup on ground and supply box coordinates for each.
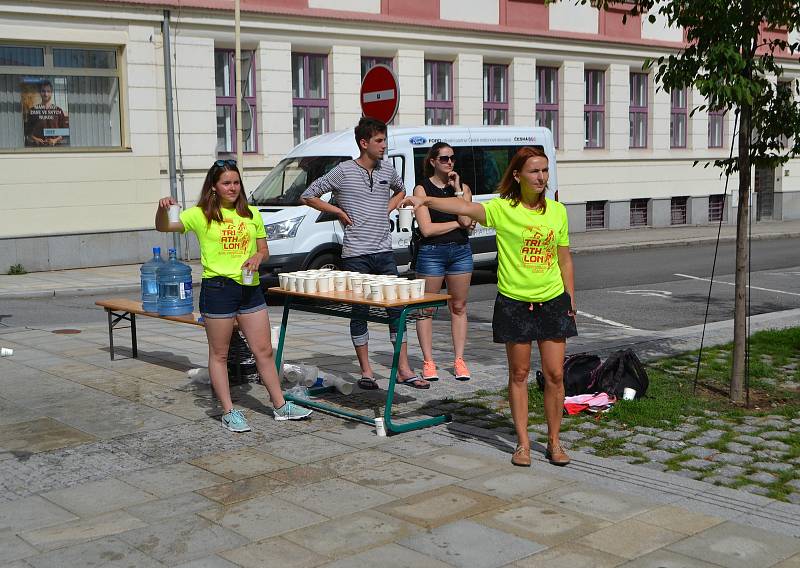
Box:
[398,206,414,232]
[168,204,181,223]
[317,276,330,292]
[271,325,281,349]
[242,268,254,285]
[623,387,637,400]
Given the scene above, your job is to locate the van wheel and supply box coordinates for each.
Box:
[307,252,341,271]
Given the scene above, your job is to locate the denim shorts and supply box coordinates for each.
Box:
[199,277,266,319]
[415,242,474,277]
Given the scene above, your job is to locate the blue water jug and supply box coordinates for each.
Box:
[140,247,163,313]
[157,248,194,316]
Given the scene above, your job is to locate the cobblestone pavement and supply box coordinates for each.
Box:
[2,308,800,566]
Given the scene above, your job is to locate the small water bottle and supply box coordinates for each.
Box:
[140,247,163,313]
[157,248,194,316]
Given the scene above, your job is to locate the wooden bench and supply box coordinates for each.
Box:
[95,298,204,360]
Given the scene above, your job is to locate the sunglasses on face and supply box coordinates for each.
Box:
[213,159,237,168]
[436,155,455,163]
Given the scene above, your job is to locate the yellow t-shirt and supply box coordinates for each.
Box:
[483,197,570,302]
[180,205,266,285]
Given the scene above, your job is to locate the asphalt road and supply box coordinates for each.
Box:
[1,238,798,335]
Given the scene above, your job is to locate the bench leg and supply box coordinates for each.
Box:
[130,313,138,359]
[107,310,115,361]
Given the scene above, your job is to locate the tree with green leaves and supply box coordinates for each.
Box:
[580,0,800,403]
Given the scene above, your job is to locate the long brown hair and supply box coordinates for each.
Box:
[423,142,454,178]
[197,162,252,224]
[497,146,548,212]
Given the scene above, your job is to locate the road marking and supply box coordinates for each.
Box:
[576,310,636,330]
[768,271,800,276]
[674,273,800,297]
[611,290,673,299]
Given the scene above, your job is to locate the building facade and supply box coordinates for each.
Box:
[1,0,798,272]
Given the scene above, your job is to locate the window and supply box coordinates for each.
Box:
[708,194,725,222]
[671,196,688,225]
[708,109,725,148]
[292,53,328,145]
[535,66,559,147]
[586,201,606,229]
[629,72,648,148]
[361,56,393,79]
[483,64,508,125]
[584,70,605,148]
[670,88,688,148]
[630,198,649,227]
[215,50,256,155]
[425,60,453,125]
[0,44,121,150]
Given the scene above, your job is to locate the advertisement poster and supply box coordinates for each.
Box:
[21,76,70,147]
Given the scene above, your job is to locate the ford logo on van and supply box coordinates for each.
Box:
[409,136,427,145]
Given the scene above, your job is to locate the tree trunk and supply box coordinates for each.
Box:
[731,103,751,404]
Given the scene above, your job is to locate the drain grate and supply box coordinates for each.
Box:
[51,329,81,335]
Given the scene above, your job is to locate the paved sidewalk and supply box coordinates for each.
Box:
[2,310,800,566]
[1,219,799,299]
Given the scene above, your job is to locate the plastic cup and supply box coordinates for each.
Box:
[410,279,425,299]
[623,387,637,400]
[382,282,398,301]
[317,275,330,292]
[369,283,383,302]
[351,277,364,295]
[286,275,298,292]
[334,275,347,291]
[398,206,414,232]
[271,325,281,349]
[168,204,181,223]
[397,281,410,300]
[278,273,289,290]
[303,276,318,294]
[0,347,13,357]
[242,268,254,285]
[374,416,387,437]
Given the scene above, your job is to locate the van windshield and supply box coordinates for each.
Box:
[249,156,350,206]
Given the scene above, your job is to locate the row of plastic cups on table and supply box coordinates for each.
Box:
[277,269,426,301]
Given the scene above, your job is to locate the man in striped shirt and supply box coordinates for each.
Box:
[301,117,430,390]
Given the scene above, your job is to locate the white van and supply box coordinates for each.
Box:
[250,125,558,281]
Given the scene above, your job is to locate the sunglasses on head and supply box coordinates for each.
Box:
[213,159,237,168]
[436,155,455,163]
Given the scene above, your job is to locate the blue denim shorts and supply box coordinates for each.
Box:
[415,242,474,277]
[199,277,266,319]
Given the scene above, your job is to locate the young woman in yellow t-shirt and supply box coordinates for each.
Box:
[156,160,311,432]
[402,146,576,467]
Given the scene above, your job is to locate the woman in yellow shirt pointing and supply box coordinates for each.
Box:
[402,146,576,467]
[156,160,311,433]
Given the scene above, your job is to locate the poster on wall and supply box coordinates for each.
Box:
[21,76,70,147]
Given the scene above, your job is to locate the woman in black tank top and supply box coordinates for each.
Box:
[413,142,474,382]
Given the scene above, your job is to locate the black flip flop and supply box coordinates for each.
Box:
[357,377,379,390]
[398,375,430,389]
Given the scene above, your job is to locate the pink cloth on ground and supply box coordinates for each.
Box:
[563,392,615,415]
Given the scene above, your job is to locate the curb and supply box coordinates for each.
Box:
[571,231,800,254]
[0,281,203,300]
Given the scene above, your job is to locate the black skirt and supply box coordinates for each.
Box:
[492,291,578,343]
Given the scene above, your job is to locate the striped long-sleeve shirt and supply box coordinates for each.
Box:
[301,159,406,258]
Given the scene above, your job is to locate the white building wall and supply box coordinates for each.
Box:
[510,56,535,127]
[454,53,483,126]
[257,41,293,167]
[308,0,380,13]
[440,0,499,25]
[560,60,584,157]
[641,7,684,42]
[395,49,424,126]
[607,64,629,152]
[548,2,598,35]
[329,45,361,131]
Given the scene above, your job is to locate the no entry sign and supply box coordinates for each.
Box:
[360,64,399,124]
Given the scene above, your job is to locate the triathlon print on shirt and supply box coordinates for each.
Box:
[220,218,252,254]
[519,225,556,272]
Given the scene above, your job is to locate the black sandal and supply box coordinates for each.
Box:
[398,375,430,389]
[357,377,379,390]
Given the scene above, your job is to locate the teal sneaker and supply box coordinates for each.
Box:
[273,401,313,421]
[221,408,251,432]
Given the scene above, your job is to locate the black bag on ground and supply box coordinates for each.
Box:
[558,353,602,396]
[592,348,649,399]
